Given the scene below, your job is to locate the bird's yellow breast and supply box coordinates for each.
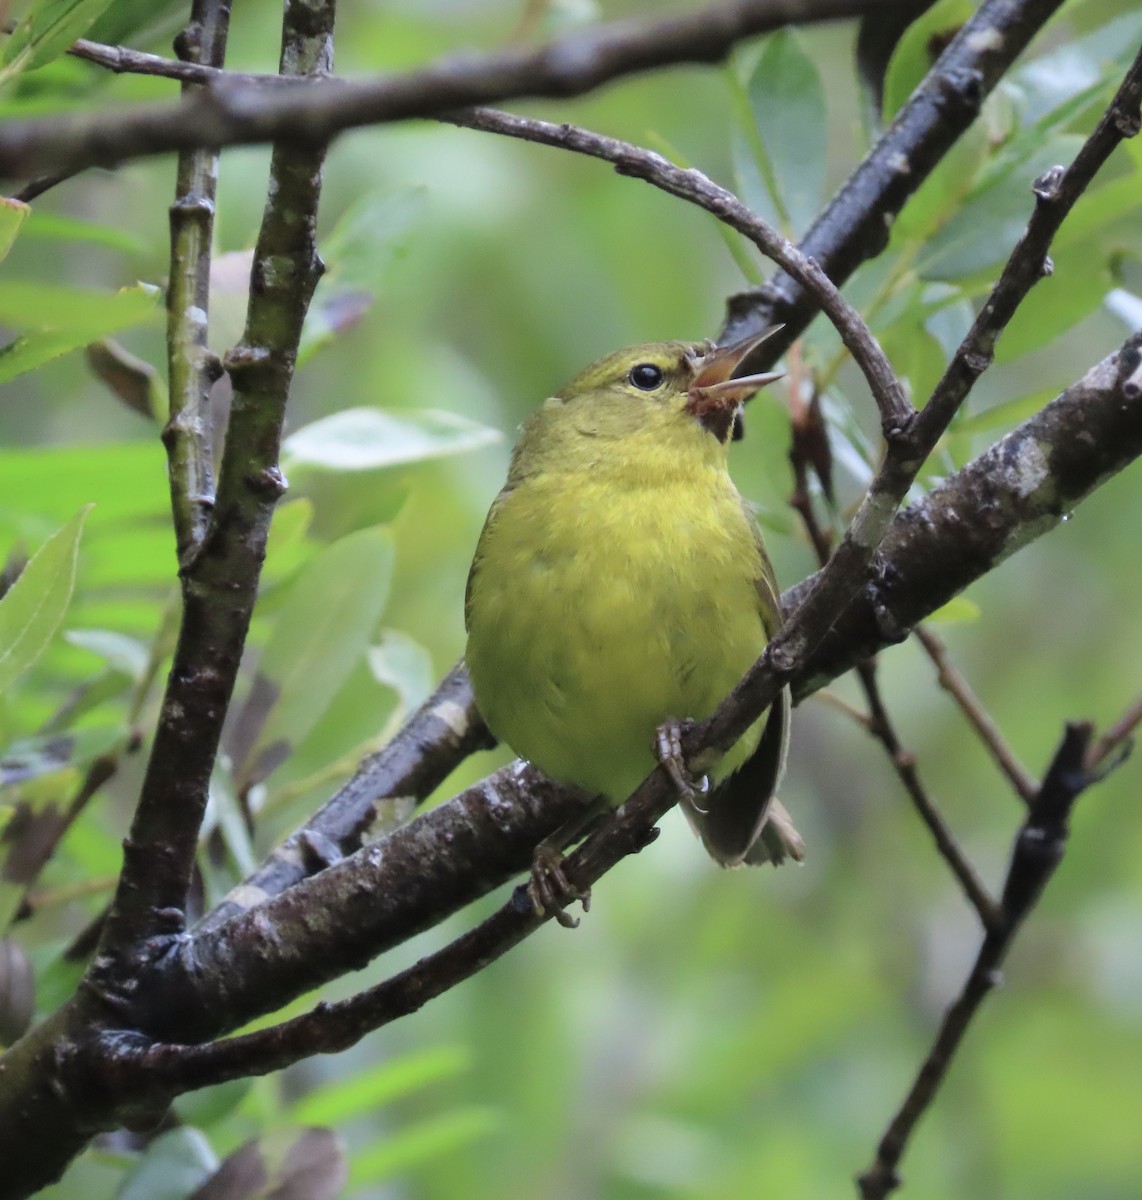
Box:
[465,455,769,802]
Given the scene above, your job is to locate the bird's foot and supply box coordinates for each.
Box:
[526,840,591,930]
[654,719,707,800]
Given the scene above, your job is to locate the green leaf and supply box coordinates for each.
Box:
[882,0,975,120]
[23,209,146,253]
[116,1128,217,1200]
[917,135,1086,281]
[0,279,160,328]
[185,1128,346,1200]
[925,595,982,624]
[0,197,29,263]
[299,187,427,363]
[234,527,395,785]
[291,1045,470,1127]
[282,407,501,472]
[0,0,118,84]
[995,241,1113,364]
[1105,288,1142,332]
[171,1078,252,1133]
[261,497,315,590]
[742,30,827,236]
[0,282,160,385]
[0,724,120,786]
[367,629,433,716]
[347,1108,498,1188]
[955,386,1058,434]
[0,506,90,694]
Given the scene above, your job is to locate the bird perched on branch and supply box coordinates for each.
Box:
[465,331,803,925]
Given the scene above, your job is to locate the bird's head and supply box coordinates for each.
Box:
[507,329,783,483]
[559,327,782,437]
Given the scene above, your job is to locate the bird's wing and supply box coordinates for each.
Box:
[678,516,802,867]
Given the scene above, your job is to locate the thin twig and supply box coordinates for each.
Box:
[1085,694,1142,771]
[857,660,1001,928]
[445,108,911,439]
[915,626,1038,804]
[857,721,1118,1199]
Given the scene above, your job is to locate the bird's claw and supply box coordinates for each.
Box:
[527,842,591,929]
[655,719,702,799]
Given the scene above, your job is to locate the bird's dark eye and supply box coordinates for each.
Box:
[628,363,664,391]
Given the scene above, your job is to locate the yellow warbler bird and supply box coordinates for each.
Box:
[465,333,802,923]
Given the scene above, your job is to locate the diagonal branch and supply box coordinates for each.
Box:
[916,627,1039,804]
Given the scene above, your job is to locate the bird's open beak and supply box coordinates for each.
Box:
[686,327,783,439]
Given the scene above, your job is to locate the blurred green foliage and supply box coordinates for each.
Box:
[2,1,1142,1198]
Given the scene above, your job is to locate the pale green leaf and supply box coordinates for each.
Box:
[299,186,427,363]
[348,1108,498,1188]
[23,209,146,253]
[0,282,161,385]
[1105,288,1142,331]
[0,0,118,83]
[882,0,975,121]
[744,30,827,237]
[0,197,29,264]
[367,628,433,715]
[291,1045,470,1127]
[925,596,982,624]
[116,1128,216,1200]
[955,386,1057,434]
[236,527,395,782]
[282,407,501,472]
[0,506,90,694]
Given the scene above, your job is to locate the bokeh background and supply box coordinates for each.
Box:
[3,1,1142,1197]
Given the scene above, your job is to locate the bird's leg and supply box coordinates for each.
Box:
[654,718,706,801]
[525,797,609,929]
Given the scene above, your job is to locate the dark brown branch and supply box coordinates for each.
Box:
[857,720,1117,1199]
[196,661,495,935]
[916,627,1038,803]
[67,35,266,85]
[788,335,1142,696]
[0,0,913,182]
[90,0,335,978]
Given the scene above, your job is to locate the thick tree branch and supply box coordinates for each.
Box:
[0,0,978,182]
[197,660,494,934]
